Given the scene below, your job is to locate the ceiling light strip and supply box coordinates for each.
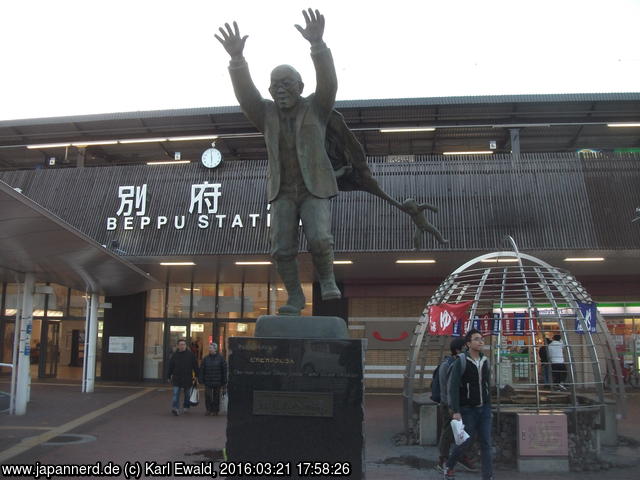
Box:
[563,257,605,262]
[146,160,191,165]
[396,259,436,264]
[443,151,493,155]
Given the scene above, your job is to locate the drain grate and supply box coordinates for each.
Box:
[43,434,97,446]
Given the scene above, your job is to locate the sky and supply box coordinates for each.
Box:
[1,0,639,121]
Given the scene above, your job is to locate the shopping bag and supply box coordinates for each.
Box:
[220,391,228,414]
[451,418,470,446]
[189,385,200,406]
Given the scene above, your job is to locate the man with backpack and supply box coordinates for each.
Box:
[432,338,478,473]
[444,329,493,480]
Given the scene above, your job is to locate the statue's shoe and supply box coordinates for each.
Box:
[320,281,341,301]
[278,303,302,315]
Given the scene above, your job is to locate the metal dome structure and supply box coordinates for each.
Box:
[403,237,626,440]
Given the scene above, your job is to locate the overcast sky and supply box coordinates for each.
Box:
[1,0,639,121]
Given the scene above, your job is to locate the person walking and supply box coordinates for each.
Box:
[434,337,478,473]
[167,338,199,416]
[548,334,567,390]
[444,329,493,480]
[539,337,552,385]
[199,343,227,416]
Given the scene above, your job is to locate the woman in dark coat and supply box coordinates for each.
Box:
[198,343,227,415]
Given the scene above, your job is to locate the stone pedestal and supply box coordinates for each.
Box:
[419,404,439,446]
[225,316,365,479]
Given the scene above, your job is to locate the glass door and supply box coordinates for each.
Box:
[39,320,60,378]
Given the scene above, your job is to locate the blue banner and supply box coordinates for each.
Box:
[514,313,526,336]
[576,302,597,333]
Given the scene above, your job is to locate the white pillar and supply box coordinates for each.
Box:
[83,293,99,393]
[14,273,35,415]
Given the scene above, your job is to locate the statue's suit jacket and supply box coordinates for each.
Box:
[228,44,338,202]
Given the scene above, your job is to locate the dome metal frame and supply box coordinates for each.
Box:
[402,237,627,440]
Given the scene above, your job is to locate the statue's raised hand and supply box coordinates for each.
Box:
[294,8,325,45]
[215,21,248,59]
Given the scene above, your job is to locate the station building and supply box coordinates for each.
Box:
[1,93,639,390]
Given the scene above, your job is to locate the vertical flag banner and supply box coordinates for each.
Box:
[428,301,474,336]
[502,312,514,335]
[492,313,501,336]
[514,312,526,336]
[576,302,598,333]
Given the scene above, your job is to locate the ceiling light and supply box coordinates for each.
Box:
[159,262,196,266]
[235,261,272,265]
[379,127,436,133]
[146,160,191,165]
[396,259,436,264]
[333,260,353,264]
[607,123,640,128]
[71,140,118,147]
[563,257,604,262]
[443,151,494,155]
[167,135,219,141]
[119,137,168,144]
[480,258,520,263]
[27,143,71,149]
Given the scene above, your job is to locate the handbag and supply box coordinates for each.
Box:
[189,384,200,406]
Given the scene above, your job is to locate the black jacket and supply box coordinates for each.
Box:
[448,352,491,413]
[198,353,227,387]
[168,349,199,388]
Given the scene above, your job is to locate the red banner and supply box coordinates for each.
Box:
[428,301,474,336]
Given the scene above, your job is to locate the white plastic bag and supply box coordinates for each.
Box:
[451,418,470,446]
[189,385,199,406]
[220,391,228,414]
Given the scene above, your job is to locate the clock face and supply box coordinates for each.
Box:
[201,148,222,168]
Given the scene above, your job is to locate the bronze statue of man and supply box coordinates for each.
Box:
[216,9,340,315]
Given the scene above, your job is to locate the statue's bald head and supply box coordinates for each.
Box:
[269,64,304,110]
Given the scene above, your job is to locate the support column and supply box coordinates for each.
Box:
[83,293,99,393]
[14,273,34,415]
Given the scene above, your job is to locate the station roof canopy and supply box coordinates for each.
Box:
[1,92,639,169]
[0,179,161,295]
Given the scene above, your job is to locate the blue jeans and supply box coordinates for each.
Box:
[448,404,493,480]
[172,386,191,410]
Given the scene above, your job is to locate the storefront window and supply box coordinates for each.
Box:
[3,284,20,316]
[243,284,269,318]
[192,284,216,319]
[143,322,164,379]
[226,321,256,340]
[69,289,87,317]
[217,284,243,319]
[32,283,47,317]
[167,284,191,319]
[47,284,68,317]
[146,288,166,319]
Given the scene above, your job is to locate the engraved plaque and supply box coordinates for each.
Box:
[253,391,334,417]
[518,413,568,456]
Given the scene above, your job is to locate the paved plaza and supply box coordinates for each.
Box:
[0,381,639,479]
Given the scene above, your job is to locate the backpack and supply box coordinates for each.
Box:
[429,361,445,403]
[430,354,465,404]
[443,352,467,407]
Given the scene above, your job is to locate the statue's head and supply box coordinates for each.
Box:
[269,64,304,110]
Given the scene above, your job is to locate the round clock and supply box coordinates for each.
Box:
[201,147,223,168]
